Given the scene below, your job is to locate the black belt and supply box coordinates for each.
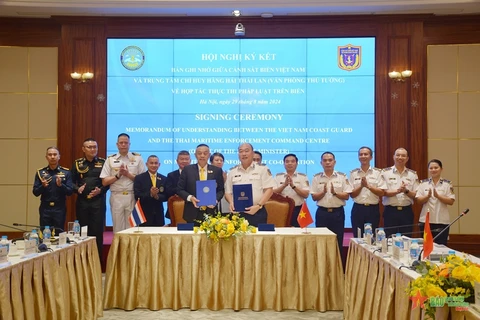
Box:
[354,203,379,207]
[41,201,65,207]
[386,205,411,211]
[318,206,342,213]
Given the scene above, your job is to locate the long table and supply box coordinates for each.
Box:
[344,239,480,320]
[104,227,344,311]
[0,237,103,320]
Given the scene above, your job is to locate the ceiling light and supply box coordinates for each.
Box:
[232,10,241,17]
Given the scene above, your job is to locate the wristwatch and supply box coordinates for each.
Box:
[404,189,410,194]
[292,185,297,190]
[257,203,263,209]
[115,174,120,179]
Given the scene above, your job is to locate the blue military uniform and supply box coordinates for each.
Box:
[33,165,73,230]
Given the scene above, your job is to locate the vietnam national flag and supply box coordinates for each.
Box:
[297,201,313,228]
[129,199,147,227]
[422,211,434,259]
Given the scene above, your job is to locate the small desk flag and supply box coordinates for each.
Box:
[297,201,313,228]
[129,199,147,227]
[422,210,433,259]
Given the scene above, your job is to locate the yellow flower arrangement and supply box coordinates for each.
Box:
[194,212,257,242]
[408,254,480,319]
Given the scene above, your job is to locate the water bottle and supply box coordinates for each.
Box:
[364,223,373,237]
[0,235,9,254]
[375,228,386,247]
[30,229,39,246]
[73,220,81,240]
[43,226,52,247]
[364,223,373,244]
[410,239,420,262]
[394,233,404,250]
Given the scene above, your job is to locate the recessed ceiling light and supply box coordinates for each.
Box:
[260,13,274,18]
[232,10,241,17]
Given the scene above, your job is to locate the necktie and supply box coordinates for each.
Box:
[151,174,156,187]
[200,168,206,181]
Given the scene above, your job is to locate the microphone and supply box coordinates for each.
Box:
[411,208,470,268]
[0,223,27,232]
[378,223,422,231]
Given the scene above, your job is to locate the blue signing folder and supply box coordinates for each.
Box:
[196,180,216,206]
[232,184,253,212]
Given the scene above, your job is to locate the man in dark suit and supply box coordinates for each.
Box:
[165,150,191,220]
[134,155,169,226]
[177,144,224,224]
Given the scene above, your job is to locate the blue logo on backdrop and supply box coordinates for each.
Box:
[338,44,361,71]
[120,46,145,71]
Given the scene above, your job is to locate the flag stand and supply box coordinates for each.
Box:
[133,225,143,233]
[301,227,311,234]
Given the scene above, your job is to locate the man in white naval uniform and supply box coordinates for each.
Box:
[101,133,146,233]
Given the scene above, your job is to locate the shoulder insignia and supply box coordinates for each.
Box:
[450,186,455,194]
[258,163,265,166]
[442,179,451,184]
[383,167,392,171]
[37,166,47,171]
[276,173,285,176]
[97,157,106,161]
[59,166,70,171]
[420,178,429,183]
[407,168,417,174]
[314,172,322,177]
[350,168,360,173]
[132,152,141,156]
[229,165,238,171]
[337,171,346,176]
[75,157,85,162]
[108,153,117,158]
[373,167,381,171]
[298,172,307,176]
[267,169,272,176]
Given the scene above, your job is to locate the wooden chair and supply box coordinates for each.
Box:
[265,192,295,227]
[167,195,186,226]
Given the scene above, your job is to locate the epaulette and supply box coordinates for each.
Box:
[59,166,70,171]
[276,172,285,176]
[108,153,117,158]
[373,167,381,171]
[74,157,85,162]
[298,172,307,176]
[314,172,323,177]
[97,157,106,161]
[337,171,346,176]
[257,163,265,166]
[351,168,360,172]
[37,166,47,171]
[229,165,238,171]
[420,178,430,183]
[383,167,392,171]
[442,179,451,184]
[132,152,141,156]
[407,168,417,174]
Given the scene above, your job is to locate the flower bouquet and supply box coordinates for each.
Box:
[194,212,256,242]
[408,254,480,319]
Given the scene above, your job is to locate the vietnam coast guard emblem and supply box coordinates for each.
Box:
[338,44,361,71]
[121,46,145,71]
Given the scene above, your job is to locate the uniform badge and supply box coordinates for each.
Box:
[207,170,213,174]
[159,186,164,192]
[338,44,361,71]
[267,169,272,176]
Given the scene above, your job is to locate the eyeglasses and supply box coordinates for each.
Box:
[84,146,98,149]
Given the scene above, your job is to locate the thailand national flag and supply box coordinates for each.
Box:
[129,199,146,227]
